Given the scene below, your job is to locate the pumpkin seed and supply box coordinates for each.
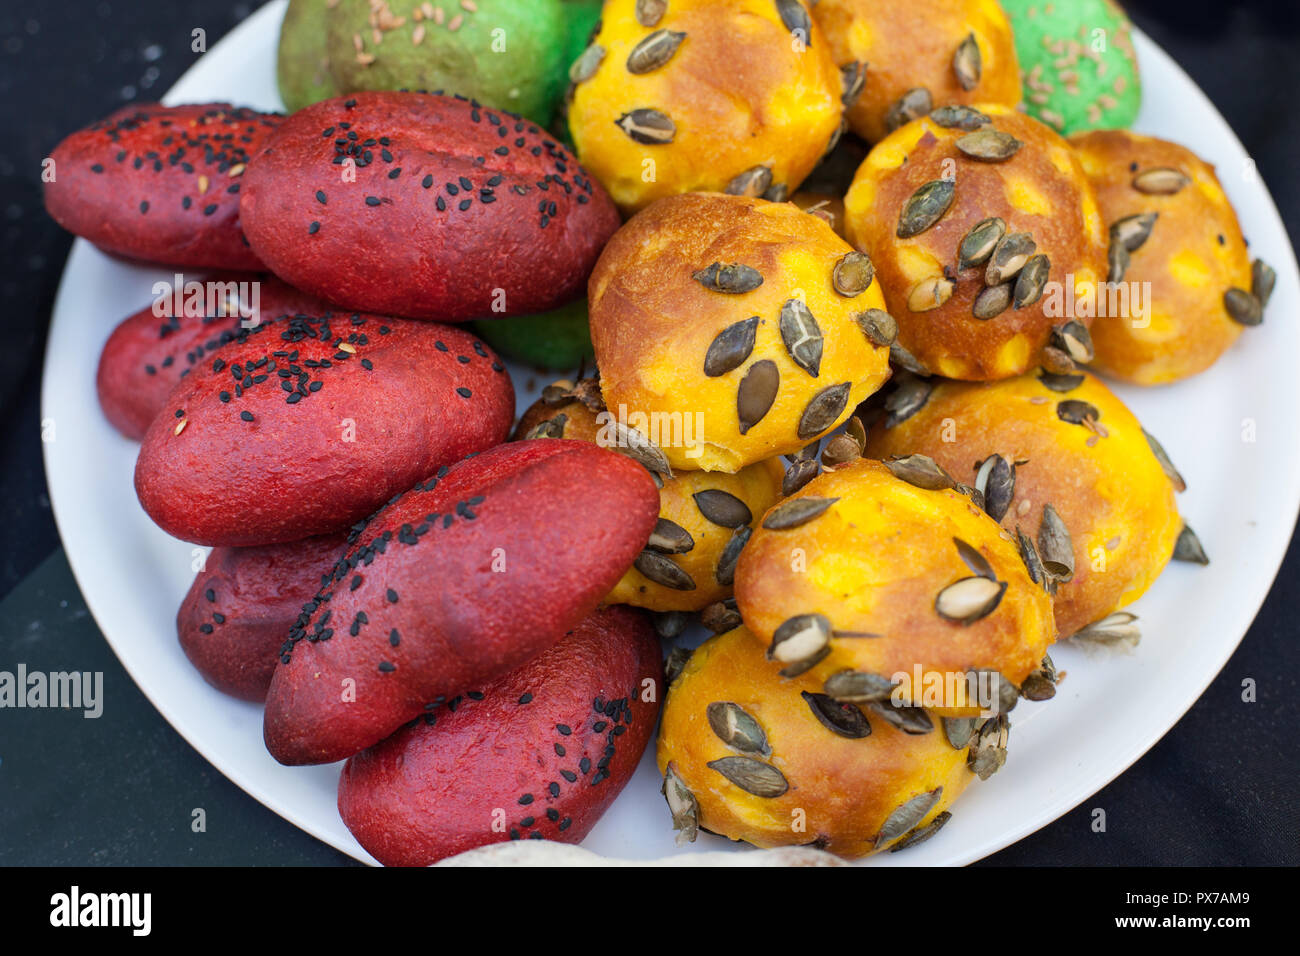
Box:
[789,440,820,463]
[942,716,975,750]
[636,0,667,27]
[856,308,898,347]
[653,610,689,639]
[768,613,832,664]
[935,575,1006,624]
[833,251,875,296]
[890,341,931,376]
[1040,346,1078,376]
[824,669,896,702]
[708,755,788,797]
[897,179,955,239]
[956,482,985,512]
[763,496,839,530]
[693,489,752,528]
[845,415,867,452]
[823,118,847,157]
[615,108,676,144]
[885,87,932,133]
[664,646,692,683]
[953,536,996,580]
[715,525,751,586]
[891,811,952,852]
[1107,239,1130,283]
[952,32,981,90]
[1056,398,1099,426]
[1252,258,1277,307]
[972,282,1012,320]
[634,550,696,590]
[879,788,942,844]
[1016,527,1046,587]
[1020,659,1057,701]
[1038,369,1084,394]
[707,701,770,755]
[1224,287,1263,326]
[985,232,1036,285]
[1132,166,1189,195]
[700,598,743,634]
[974,454,1015,522]
[820,433,861,468]
[1037,504,1074,581]
[737,359,779,434]
[775,0,811,41]
[782,458,820,496]
[802,691,872,738]
[1014,254,1050,308]
[955,128,1022,162]
[973,669,1020,714]
[1110,211,1157,252]
[725,164,773,198]
[1143,428,1186,492]
[662,763,699,844]
[569,44,605,83]
[909,275,955,312]
[780,299,823,376]
[693,261,764,294]
[525,413,567,440]
[798,382,851,439]
[1069,611,1139,646]
[958,217,1006,270]
[763,182,790,203]
[1172,524,1209,564]
[703,316,759,376]
[967,714,1009,780]
[647,517,694,554]
[779,647,831,678]
[608,421,674,478]
[626,28,686,74]
[841,60,867,107]
[884,372,932,428]
[1051,320,1094,363]
[885,453,956,490]
[930,104,989,130]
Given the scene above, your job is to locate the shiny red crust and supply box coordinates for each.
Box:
[177,533,348,702]
[338,604,663,866]
[43,103,280,269]
[97,274,327,440]
[133,313,514,547]
[262,440,661,766]
[238,91,622,320]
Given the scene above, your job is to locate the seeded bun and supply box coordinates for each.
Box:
[843,104,1108,380]
[813,0,1021,144]
[865,371,1186,638]
[589,192,893,473]
[566,0,844,213]
[734,458,1056,713]
[1070,130,1262,385]
[657,626,978,858]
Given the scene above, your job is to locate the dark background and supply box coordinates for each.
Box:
[0,0,1296,866]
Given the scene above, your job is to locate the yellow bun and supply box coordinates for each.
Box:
[844,105,1108,381]
[1070,129,1255,384]
[813,0,1021,144]
[568,0,843,213]
[657,625,978,858]
[590,192,893,473]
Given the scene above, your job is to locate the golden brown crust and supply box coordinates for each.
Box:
[844,105,1108,380]
[1070,130,1252,384]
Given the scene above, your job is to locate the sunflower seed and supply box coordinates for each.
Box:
[763,182,790,202]
[1056,398,1100,426]
[1037,504,1074,581]
[856,308,898,347]
[885,454,956,490]
[647,517,694,554]
[974,454,1015,522]
[569,44,605,83]
[653,610,689,639]
[1173,524,1209,564]
[956,128,1022,162]
[725,164,773,198]
[953,536,996,580]
[664,646,692,683]
[1110,212,1157,252]
[704,316,759,376]
[952,32,981,90]
[782,458,820,496]
[890,341,931,376]
[700,598,742,634]
[635,550,696,590]
[715,525,751,586]
[942,717,975,750]
[708,756,788,797]
[737,359,779,434]
[891,811,952,852]
[802,691,872,738]
[798,383,851,439]
[779,299,823,377]
[958,217,1006,270]
[824,669,896,702]
[1016,527,1046,587]
[1132,166,1189,195]
[879,788,942,844]
[608,421,674,478]
[840,61,867,107]
[693,261,763,294]
[707,701,770,755]
[775,0,811,41]
[636,0,667,27]
[615,108,675,144]
[663,763,699,844]
[779,647,831,678]
[885,87,932,133]
[1224,287,1263,326]
[626,29,686,74]
[935,576,1006,624]
[1051,320,1094,363]
[692,489,752,528]
[930,104,989,130]
[525,413,567,440]
[763,496,839,530]
[768,613,832,664]
[972,282,1012,320]
[1107,239,1130,283]
[985,232,1036,285]
[1252,258,1276,307]
[1070,611,1139,646]
[967,714,1009,780]
[897,179,955,239]
[1142,429,1186,492]
[833,251,875,297]
[909,275,955,312]
[1014,254,1050,308]
[1040,346,1078,376]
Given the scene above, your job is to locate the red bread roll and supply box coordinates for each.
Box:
[134,312,514,547]
[97,274,327,440]
[238,91,620,320]
[43,103,280,269]
[263,440,661,766]
[177,532,348,702]
[339,604,663,866]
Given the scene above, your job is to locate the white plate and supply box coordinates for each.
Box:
[42,0,1300,866]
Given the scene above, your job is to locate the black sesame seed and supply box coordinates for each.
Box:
[558,818,572,831]
[316,190,327,204]
[386,588,398,603]
[203,204,218,216]
[205,588,216,602]
[518,793,534,805]
[240,410,254,422]
[365,196,381,206]
[556,724,571,736]
[560,769,577,783]
[378,661,396,673]
[308,221,320,234]
[554,743,566,757]
[518,693,533,705]
[139,201,149,214]
[456,387,472,398]
[520,816,535,828]
[389,629,400,647]
[546,808,559,822]
[459,199,471,211]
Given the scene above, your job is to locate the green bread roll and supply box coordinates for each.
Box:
[277,0,341,113]
[1001,0,1141,135]
[472,299,595,371]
